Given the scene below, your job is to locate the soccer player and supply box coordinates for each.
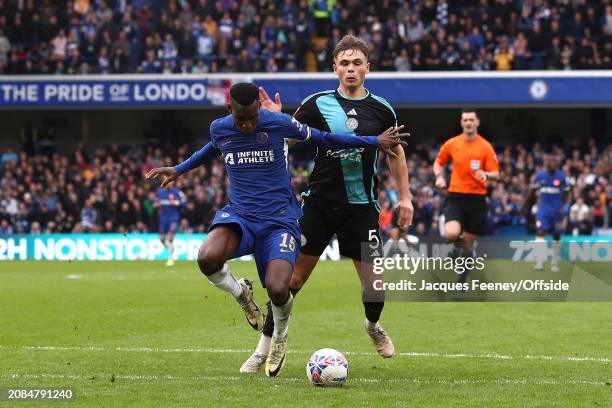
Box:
[242,35,413,372]
[433,109,499,282]
[145,82,409,377]
[523,154,568,271]
[156,184,186,266]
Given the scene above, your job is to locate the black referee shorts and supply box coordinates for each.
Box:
[299,198,381,261]
[444,193,488,236]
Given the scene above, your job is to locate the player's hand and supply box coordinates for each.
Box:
[435,176,447,189]
[145,167,180,188]
[395,198,414,228]
[259,86,282,112]
[377,125,410,157]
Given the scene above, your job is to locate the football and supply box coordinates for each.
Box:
[306,348,349,387]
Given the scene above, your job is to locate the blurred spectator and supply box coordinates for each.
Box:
[0,137,609,237]
[0,219,14,234]
[0,30,10,66]
[568,197,592,235]
[1,146,18,165]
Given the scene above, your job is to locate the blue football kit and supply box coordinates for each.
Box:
[157,187,185,233]
[534,169,568,235]
[175,109,383,285]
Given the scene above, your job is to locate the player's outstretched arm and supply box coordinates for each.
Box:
[145,142,221,187]
[305,125,409,151]
[174,142,221,174]
[376,126,411,157]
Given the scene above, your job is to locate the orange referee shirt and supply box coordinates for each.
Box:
[435,134,499,195]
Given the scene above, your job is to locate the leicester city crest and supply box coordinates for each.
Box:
[345,117,359,130]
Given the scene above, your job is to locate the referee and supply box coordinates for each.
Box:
[433,109,499,278]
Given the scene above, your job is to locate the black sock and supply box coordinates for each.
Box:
[458,269,469,283]
[449,237,463,258]
[363,301,384,323]
[262,301,274,337]
[262,287,301,337]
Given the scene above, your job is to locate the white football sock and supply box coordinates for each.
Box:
[534,237,546,268]
[552,240,561,266]
[271,293,293,339]
[255,334,271,355]
[167,242,175,261]
[207,264,243,299]
[365,318,379,331]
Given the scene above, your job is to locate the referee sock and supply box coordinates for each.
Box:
[449,236,463,258]
[262,287,300,338]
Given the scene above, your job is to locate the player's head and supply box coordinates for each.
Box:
[332,35,370,90]
[460,108,480,136]
[545,154,558,172]
[228,82,261,134]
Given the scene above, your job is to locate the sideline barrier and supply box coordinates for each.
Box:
[0,233,341,261]
[0,234,609,261]
[1,71,612,108]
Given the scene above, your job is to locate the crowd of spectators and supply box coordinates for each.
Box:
[0,135,610,238]
[377,138,611,238]
[0,0,611,75]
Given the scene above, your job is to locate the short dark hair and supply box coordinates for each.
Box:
[229,82,259,106]
[332,35,369,61]
[461,108,479,118]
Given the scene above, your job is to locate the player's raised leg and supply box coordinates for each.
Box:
[197,224,264,331]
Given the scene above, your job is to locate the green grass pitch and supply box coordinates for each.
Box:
[1,260,611,407]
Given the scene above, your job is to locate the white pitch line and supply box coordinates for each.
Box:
[395,351,611,364]
[1,345,609,364]
[2,373,608,386]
